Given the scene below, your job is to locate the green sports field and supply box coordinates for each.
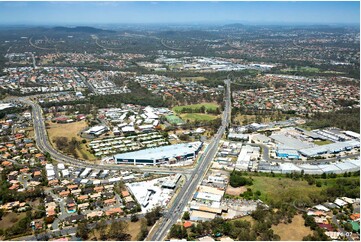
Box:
[165,115,185,125]
[181,113,218,122]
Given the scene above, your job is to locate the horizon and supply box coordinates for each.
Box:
[0,1,359,25]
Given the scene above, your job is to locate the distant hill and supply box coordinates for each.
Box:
[222,23,245,29]
[51,26,115,33]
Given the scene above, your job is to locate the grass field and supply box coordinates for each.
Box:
[46,120,96,161]
[313,140,333,145]
[248,176,323,205]
[180,113,218,122]
[173,102,219,113]
[272,214,312,241]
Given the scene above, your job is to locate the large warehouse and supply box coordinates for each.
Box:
[113,141,202,165]
[299,140,360,157]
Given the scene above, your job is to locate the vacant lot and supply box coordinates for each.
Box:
[248,176,322,205]
[47,120,87,142]
[173,102,219,113]
[46,120,96,160]
[180,76,207,82]
[180,113,218,122]
[233,114,272,125]
[0,212,26,230]
[225,185,247,196]
[128,219,143,240]
[272,214,312,241]
[313,140,333,145]
[90,219,145,241]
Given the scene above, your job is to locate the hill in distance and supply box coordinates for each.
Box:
[52,26,115,33]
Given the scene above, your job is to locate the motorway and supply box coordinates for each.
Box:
[17,97,193,175]
[149,79,232,241]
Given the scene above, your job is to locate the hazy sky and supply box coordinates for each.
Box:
[0,1,359,25]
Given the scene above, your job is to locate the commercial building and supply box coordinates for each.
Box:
[190,210,216,222]
[227,133,249,141]
[162,174,182,189]
[86,125,108,136]
[194,192,222,202]
[114,142,202,165]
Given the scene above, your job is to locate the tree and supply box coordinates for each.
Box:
[137,219,149,241]
[344,223,353,232]
[130,214,139,222]
[169,224,187,239]
[230,171,253,187]
[108,220,131,241]
[76,222,89,240]
[145,206,162,226]
[95,220,107,234]
[182,211,190,220]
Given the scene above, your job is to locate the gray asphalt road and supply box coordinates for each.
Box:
[150,79,232,241]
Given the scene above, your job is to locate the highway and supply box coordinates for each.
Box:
[17,97,193,175]
[149,79,232,241]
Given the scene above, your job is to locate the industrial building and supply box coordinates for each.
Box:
[270,133,313,150]
[227,133,249,141]
[236,145,260,170]
[276,149,300,159]
[298,140,360,157]
[263,159,360,174]
[114,141,202,165]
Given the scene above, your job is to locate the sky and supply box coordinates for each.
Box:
[0,1,359,25]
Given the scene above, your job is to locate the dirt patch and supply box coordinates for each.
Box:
[47,120,88,143]
[29,198,42,208]
[272,214,312,241]
[226,185,247,196]
[128,219,143,240]
[90,219,144,241]
[46,120,96,161]
[0,212,27,230]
